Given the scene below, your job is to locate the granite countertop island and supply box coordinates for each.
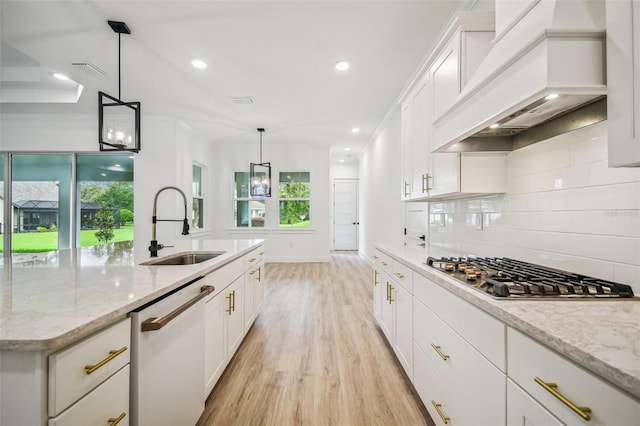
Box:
[375,243,640,400]
[0,239,263,352]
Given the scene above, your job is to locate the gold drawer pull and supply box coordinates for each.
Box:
[250,270,257,275]
[388,284,394,303]
[381,261,388,266]
[430,343,450,361]
[431,401,450,424]
[534,377,592,421]
[373,270,379,286]
[395,272,404,279]
[108,412,126,425]
[259,252,265,255]
[248,257,257,262]
[84,346,128,375]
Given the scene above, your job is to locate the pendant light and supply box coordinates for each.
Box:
[250,128,271,197]
[98,20,141,153]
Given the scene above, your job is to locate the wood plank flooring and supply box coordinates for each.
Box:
[197,252,432,426]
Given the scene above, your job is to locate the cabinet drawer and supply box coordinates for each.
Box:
[414,273,505,370]
[414,342,457,426]
[244,246,265,269]
[413,298,505,426]
[508,328,640,425]
[49,364,129,426]
[507,378,563,426]
[202,258,244,300]
[48,318,131,417]
[391,261,413,293]
[372,249,392,274]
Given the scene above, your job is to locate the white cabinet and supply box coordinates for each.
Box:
[49,365,130,426]
[374,253,413,379]
[413,274,505,426]
[401,78,432,200]
[508,328,640,425]
[204,246,264,398]
[607,0,640,167]
[507,379,563,426]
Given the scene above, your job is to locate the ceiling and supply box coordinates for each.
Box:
[0,1,468,163]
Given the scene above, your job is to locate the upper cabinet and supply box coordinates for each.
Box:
[400,11,506,202]
[607,0,640,167]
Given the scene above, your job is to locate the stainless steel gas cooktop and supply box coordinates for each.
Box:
[426,257,636,299]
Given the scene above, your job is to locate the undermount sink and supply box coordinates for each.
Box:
[141,251,225,266]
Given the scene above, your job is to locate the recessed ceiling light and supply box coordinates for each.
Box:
[351,128,360,133]
[489,123,500,129]
[53,73,69,81]
[335,61,350,71]
[344,147,352,151]
[545,93,559,100]
[191,59,207,69]
[339,159,345,163]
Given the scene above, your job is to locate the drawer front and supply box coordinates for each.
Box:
[202,258,244,300]
[507,379,563,426]
[244,246,265,270]
[414,298,505,426]
[414,342,457,426]
[49,364,129,426]
[508,328,640,426]
[391,260,413,293]
[49,318,131,417]
[372,249,392,274]
[414,272,505,370]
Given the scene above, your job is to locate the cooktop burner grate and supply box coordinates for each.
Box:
[426,257,636,299]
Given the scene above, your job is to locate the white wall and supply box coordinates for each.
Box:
[428,121,640,294]
[211,142,331,262]
[359,110,405,259]
[0,113,213,258]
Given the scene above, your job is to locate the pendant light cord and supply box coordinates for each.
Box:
[118,33,121,99]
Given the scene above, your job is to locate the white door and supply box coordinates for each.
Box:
[333,179,358,250]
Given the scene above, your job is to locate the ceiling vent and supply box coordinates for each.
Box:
[71,61,105,76]
[231,96,255,105]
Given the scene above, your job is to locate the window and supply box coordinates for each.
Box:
[279,172,310,227]
[1,153,133,256]
[192,164,204,229]
[234,172,265,228]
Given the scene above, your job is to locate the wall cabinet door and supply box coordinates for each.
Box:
[607,0,640,167]
[410,80,431,198]
[432,32,460,122]
[401,101,413,200]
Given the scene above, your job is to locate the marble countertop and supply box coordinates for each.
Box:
[0,239,263,352]
[374,243,640,400]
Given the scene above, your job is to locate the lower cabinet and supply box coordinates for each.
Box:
[507,379,563,426]
[413,296,505,426]
[507,328,640,426]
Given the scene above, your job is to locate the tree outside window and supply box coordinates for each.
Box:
[192,164,204,229]
[234,172,265,228]
[279,172,310,227]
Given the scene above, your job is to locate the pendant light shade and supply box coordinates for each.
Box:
[250,128,271,197]
[99,20,141,153]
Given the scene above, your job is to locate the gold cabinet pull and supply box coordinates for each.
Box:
[232,290,236,312]
[395,272,404,279]
[388,284,394,303]
[422,174,432,193]
[404,181,410,197]
[431,401,450,424]
[226,291,234,315]
[381,261,388,267]
[430,343,450,361]
[141,285,214,332]
[248,257,257,263]
[373,270,379,286]
[259,252,265,255]
[534,377,592,421]
[84,346,128,375]
[108,412,126,425]
[250,270,257,275]
[257,268,261,282]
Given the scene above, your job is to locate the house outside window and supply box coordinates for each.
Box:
[192,164,204,229]
[279,172,310,228]
[234,172,265,228]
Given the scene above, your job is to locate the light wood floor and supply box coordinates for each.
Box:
[197,252,432,426]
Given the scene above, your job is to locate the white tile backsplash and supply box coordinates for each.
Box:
[428,122,640,294]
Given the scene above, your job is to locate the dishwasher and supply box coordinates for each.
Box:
[129,276,213,426]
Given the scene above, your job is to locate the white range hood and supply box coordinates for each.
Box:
[433,0,606,153]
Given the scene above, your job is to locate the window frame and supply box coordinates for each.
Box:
[233,171,266,228]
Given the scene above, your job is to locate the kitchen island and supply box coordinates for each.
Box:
[0,238,264,425]
[374,243,640,425]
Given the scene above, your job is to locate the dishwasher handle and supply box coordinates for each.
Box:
[141,285,214,332]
